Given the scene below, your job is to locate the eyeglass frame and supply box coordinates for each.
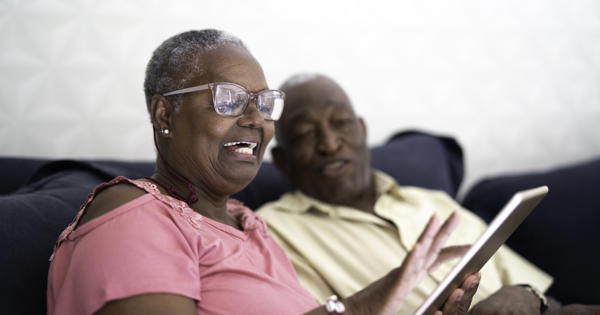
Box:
[162,82,285,121]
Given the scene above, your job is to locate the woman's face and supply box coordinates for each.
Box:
[165,45,274,196]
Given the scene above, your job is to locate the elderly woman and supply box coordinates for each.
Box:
[46,29,478,315]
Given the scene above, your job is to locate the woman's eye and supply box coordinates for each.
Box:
[216,102,238,115]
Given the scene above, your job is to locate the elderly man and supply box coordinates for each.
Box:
[257,73,554,314]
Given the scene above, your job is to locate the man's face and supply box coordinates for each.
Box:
[274,77,371,205]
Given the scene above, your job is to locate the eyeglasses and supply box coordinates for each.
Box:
[163,82,285,121]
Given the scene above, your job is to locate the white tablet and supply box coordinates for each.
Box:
[414,185,549,315]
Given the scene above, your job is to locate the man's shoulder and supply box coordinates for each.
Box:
[257,191,304,213]
[391,184,458,205]
[256,191,319,228]
[389,184,488,225]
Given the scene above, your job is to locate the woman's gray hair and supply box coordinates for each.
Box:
[143,29,247,111]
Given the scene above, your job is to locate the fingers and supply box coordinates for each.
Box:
[416,214,442,251]
[392,215,443,298]
[462,272,481,297]
[425,212,460,269]
[406,214,442,272]
[440,272,481,315]
[460,272,481,308]
[428,245,471,272]
[442,288,466,315]
[392,212,462,308]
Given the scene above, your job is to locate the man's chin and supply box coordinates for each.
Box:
[313,184,363,205]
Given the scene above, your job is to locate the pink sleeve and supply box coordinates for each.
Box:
[59,199,201,314]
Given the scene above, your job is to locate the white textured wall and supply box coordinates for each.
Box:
[1,0,599,194]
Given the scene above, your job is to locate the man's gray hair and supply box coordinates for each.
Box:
[143,29,247,111]
[278,73,322,92]
[275,73,329,145]
[275,73,349,145]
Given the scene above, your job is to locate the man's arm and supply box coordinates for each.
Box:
[469,285,545,315]
[545,304,600,315]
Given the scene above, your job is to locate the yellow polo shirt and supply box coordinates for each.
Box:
[257,170,552,314]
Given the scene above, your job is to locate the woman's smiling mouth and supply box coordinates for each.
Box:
[224,141,258,156]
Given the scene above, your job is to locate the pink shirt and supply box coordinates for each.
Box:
[47,176,317,315]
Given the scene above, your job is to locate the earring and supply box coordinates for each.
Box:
[160,128,170,135]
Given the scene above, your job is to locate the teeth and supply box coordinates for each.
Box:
[224,141,257,149]
[324,161,344,169]
[225,141,256,150]
[224,141,257,156]
[234,147,254,155]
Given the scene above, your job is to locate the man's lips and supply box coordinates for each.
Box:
[319,159,351,177]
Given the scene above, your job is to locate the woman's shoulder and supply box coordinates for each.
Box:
[76,177,150,228]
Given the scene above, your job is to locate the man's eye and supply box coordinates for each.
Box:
[334,118,354,128]
[292,129,315,141]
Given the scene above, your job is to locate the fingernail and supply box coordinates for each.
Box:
[470,280,479,290]
[429,214,438,223]
[456,291,464,301]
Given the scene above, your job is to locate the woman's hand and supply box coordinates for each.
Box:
[339,212,470,315]
[434,272,481,315]
[379,212,464,313]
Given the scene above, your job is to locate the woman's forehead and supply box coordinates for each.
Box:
[198,46,267,91]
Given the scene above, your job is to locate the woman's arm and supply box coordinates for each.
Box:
[94,293,196,315]
[305,212,477,315]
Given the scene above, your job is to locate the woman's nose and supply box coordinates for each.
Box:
[237,99,265,128]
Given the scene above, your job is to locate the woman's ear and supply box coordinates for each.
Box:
[271,146,291,177]
[150,94,174,137]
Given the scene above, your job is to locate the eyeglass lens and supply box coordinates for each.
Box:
[214,83,284,120]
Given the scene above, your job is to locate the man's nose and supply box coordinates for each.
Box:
[317,127,341,154]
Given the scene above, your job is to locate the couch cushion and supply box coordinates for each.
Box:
[462,158,600,304]
[375,130,463,196]
[0,158,48,195]
[0,169,106,315]
[0,160,155,315]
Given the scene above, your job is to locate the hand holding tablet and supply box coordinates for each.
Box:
[414,186,549,315]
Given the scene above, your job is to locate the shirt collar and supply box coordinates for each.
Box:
[276,170,435,249]
[372,171,436,250]
[275,170,403,224]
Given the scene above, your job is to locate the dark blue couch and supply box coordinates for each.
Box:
[1,130,598,314]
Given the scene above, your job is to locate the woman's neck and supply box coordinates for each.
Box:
[148,168,242,230]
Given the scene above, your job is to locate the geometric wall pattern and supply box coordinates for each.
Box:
[1,0,599,196]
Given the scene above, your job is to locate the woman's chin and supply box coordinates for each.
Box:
[222,168,260,194]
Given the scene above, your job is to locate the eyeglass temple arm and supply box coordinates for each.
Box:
[163,84,211,96]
